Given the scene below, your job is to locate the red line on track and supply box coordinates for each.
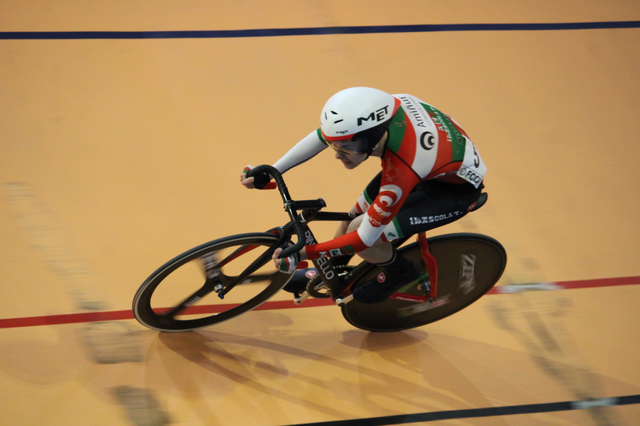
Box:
[487,275,640,294]
[1,275,638,330]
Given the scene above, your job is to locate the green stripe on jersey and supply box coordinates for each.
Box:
[383,217,404,241]
[392,217,404,239]
[316,128,329,145]
[386,108,407,155]
[420,103,466,162]
[363,188,374,206]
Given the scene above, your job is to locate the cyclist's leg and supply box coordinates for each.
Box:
[351,180,484,303]
[332,172,385,266]
[350,228,422,303]
[345,214,394,263]
[348,178,484,263]
[386,180,484,238]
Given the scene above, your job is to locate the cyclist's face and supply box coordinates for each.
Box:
[333,144,367,169]
[327,137,367,155]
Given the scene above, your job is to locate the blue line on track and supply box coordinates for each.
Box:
[1,21,639,40]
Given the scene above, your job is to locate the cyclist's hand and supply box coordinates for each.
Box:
[240,165,256,189]
[273,247,307,274]
[240,165,276,190]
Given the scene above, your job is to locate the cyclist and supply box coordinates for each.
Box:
[241,87,486,304]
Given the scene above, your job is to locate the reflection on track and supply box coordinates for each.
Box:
[2,183,172,425]
[489,293,624,426]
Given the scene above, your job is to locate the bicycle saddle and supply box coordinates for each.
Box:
[469,193,488,212]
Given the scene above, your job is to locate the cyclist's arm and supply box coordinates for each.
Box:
[241,130,327,188]
[334,204,360,238]
[273,129,328,173]
[305,156,420,260]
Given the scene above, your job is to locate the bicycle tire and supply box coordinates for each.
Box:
[133,233,292,332]
[341,233,507,332]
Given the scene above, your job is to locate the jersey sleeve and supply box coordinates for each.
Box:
[273,129,328,174]
[305,153,421,260]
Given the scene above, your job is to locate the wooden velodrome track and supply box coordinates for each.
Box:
[1,2,639,425]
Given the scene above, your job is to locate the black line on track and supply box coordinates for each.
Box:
[1,21,639,40]
[283,394,640,425]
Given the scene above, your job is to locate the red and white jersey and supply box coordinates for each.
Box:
[273,94,486,260]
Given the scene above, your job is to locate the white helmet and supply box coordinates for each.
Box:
[320,87,397,155]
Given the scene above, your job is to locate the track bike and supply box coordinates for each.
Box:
[133,165,507,332]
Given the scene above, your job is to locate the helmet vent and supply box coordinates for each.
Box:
[334,119,343,124]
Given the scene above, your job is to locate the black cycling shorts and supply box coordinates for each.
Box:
[364,172,484,241]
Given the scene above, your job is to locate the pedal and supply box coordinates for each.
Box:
[335,294,354,306]
[293,291,310,305]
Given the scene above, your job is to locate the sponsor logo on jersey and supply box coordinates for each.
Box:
[368,216,382,227]
[457,166,483,185]
[409,211,462,225]
[373,204,393,218]
[399,96,430,128]
[377,272,386,283]
[319,246,355,259]
[367,184,403,227]
[420,132,435,150]
[378,184,403,207]
[341,245,356,254]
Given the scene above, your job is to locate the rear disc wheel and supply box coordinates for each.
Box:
[342,233,507,332]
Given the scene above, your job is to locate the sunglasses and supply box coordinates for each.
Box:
[326,138,368,155]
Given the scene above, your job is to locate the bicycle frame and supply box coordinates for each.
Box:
[245,164,439,304]
[133,165,503,333]
[282,209,373,304]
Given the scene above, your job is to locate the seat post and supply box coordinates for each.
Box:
[417,232,438,300]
